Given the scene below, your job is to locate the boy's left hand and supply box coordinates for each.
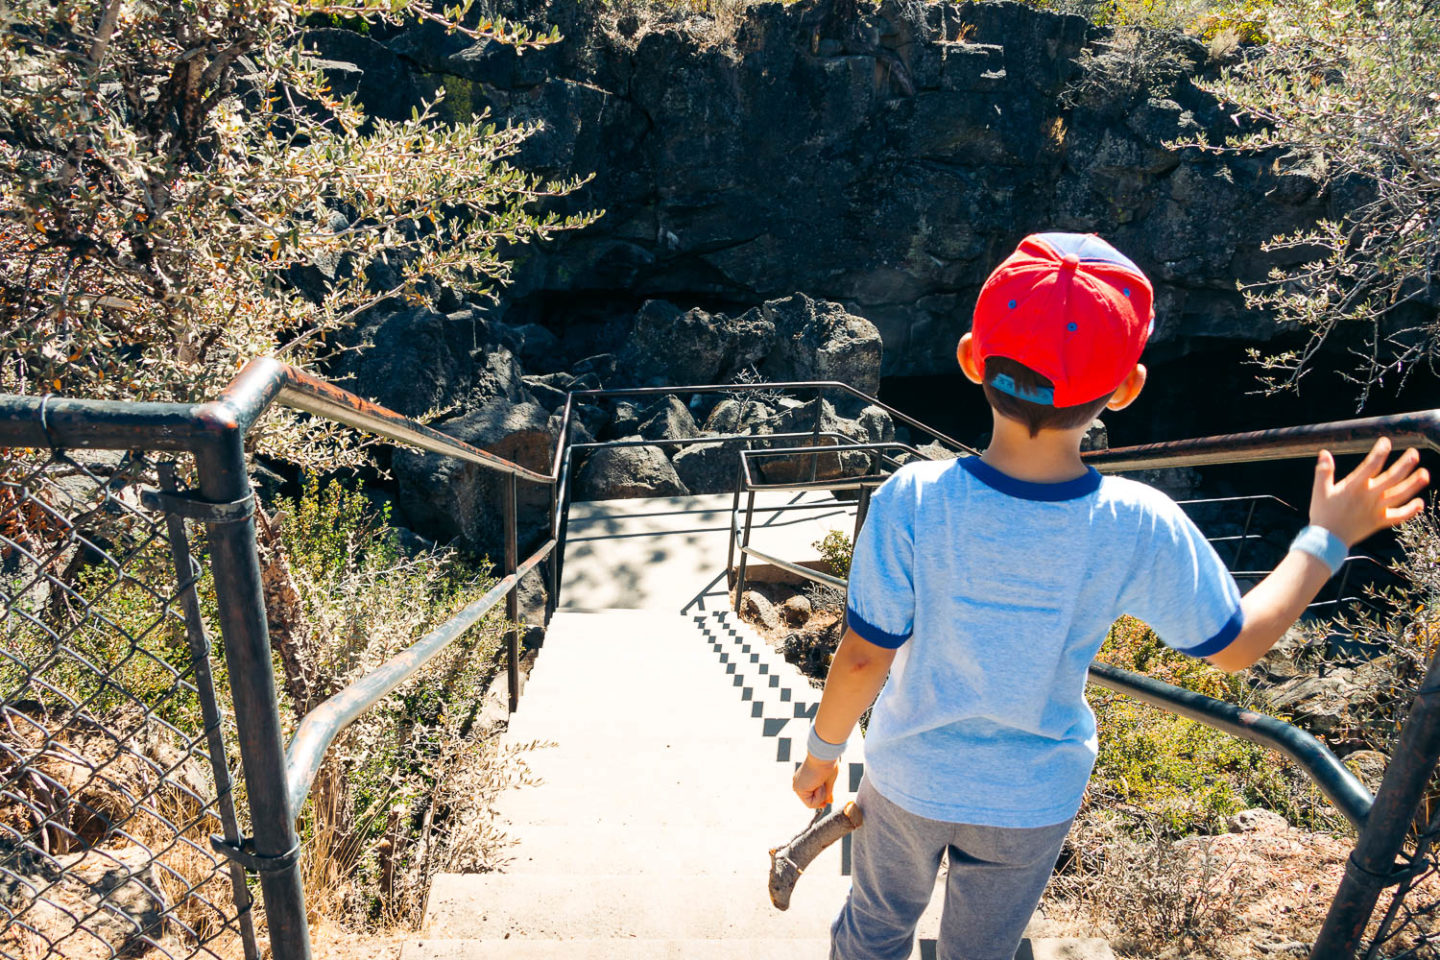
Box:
[793,755,840,809]
[1311,438,1430,545]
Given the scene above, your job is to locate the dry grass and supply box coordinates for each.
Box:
[0,705,248,959]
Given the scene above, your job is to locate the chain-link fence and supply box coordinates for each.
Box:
[0,447,256,960]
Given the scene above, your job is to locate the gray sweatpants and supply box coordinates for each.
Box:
[830,778,1073,960]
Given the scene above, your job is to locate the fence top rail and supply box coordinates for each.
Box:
[1086,408,1440,473]
[0,394,228,451]
[220,358,554,484]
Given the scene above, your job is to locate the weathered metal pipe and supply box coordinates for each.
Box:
[1312,650,1440,957]
[1086,409,1440,472]
[1088,662,1372,830]
[284,540,555,816]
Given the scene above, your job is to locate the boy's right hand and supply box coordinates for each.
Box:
[793,755,840,809]
[1310,438,1430,546]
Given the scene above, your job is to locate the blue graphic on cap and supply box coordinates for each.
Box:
[990,372,1055,406]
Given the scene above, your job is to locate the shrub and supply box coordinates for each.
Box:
[1088,616,1347,835]
[0,0,597,467]
[1186,0,1440,404]
[813,529,853,580]
[267,476,523,925]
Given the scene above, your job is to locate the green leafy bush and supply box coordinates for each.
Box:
[267,476,541,927]
[813,529,853,579]
[1088,616,1346,835]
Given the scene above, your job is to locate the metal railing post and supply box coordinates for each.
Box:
[155,464,260,960]
[853,484,872,547]
[1312,648,1440,957]
[194,421,311,960]
[809,386,824,483]
[1233,499,1259,569]
[726,456,744,580]
[734,490,757,613]
[506,472,520,712]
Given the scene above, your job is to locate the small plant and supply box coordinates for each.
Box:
[813,529,853,580]
[1088,616,1346,835]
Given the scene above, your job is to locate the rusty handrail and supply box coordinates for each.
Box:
[1085,409,1440,472]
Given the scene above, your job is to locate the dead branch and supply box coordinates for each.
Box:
[768,800,863,911]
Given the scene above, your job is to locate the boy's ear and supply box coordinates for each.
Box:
[957,333,985,385]
[1106,364,1147,411]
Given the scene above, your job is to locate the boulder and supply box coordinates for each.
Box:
[740,591,781,633]
[672,439,748,495]
[1266,669,1357,737]
[1227,808,1290,834]
[780,594,813,627]
[857,405,896,445]
[738,400,773,432]
[1081,419,1109,453]
[758,294,883,397]
[617,299,776,387]
[760,398,872,483]
[638,395,701,446]
[524,372,572,410]
[575,445,689,500]
[334,303,474,417]
[471,345,536,407]
[603,401,643,440]
[703,397,744,434]
[393,400,556,559]
[1343,749,1389,793]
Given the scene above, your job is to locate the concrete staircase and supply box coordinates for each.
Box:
[400,497,1114,960]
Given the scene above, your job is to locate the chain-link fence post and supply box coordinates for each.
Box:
[192,419,312,960]
[1313,647,1440,958]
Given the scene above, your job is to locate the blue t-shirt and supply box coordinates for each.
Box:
[846,456,1244,828]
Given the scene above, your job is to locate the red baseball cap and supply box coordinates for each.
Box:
[970,233,1155,407]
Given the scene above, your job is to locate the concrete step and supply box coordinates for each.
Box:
[496,821,853,877]
[421,873,919,941]
[400,939,1116,960]
[493,785,808,829]
[399,938,832,960]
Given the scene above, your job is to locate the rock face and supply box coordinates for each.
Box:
[331,0,1344,378]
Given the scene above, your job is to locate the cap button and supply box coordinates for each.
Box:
[1061,253,1081,272]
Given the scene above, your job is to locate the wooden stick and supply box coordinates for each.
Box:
[768,800,863,910]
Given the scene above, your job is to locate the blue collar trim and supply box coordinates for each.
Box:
[960,456,1103,502]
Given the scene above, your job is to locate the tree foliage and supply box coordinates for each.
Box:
[0,0,598,464]
[1190,0,1440,403]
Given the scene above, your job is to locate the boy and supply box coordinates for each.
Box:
[791,232,1431,960]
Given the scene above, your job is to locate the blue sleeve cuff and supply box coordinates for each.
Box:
[845,607,911,649]
[1179,606,1245,658]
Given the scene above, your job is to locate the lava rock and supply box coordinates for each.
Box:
[393,400,555,558]
[740,591,781,633]
[672,439,747,495]
[704,398,744,434]
[575,445,689,500]
[638,395,701,446]
[334,303,474,417]
[617,299,775,387]
[758,294,883,396]
[780,594,813,626]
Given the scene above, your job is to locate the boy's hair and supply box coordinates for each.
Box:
[982,355,1113,438]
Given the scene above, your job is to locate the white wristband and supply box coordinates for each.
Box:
[1291,525,1349,576]
[806,723,846,762]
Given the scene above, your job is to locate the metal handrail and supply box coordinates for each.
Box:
[284,540,554,815]
[1085,409,1440,471]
